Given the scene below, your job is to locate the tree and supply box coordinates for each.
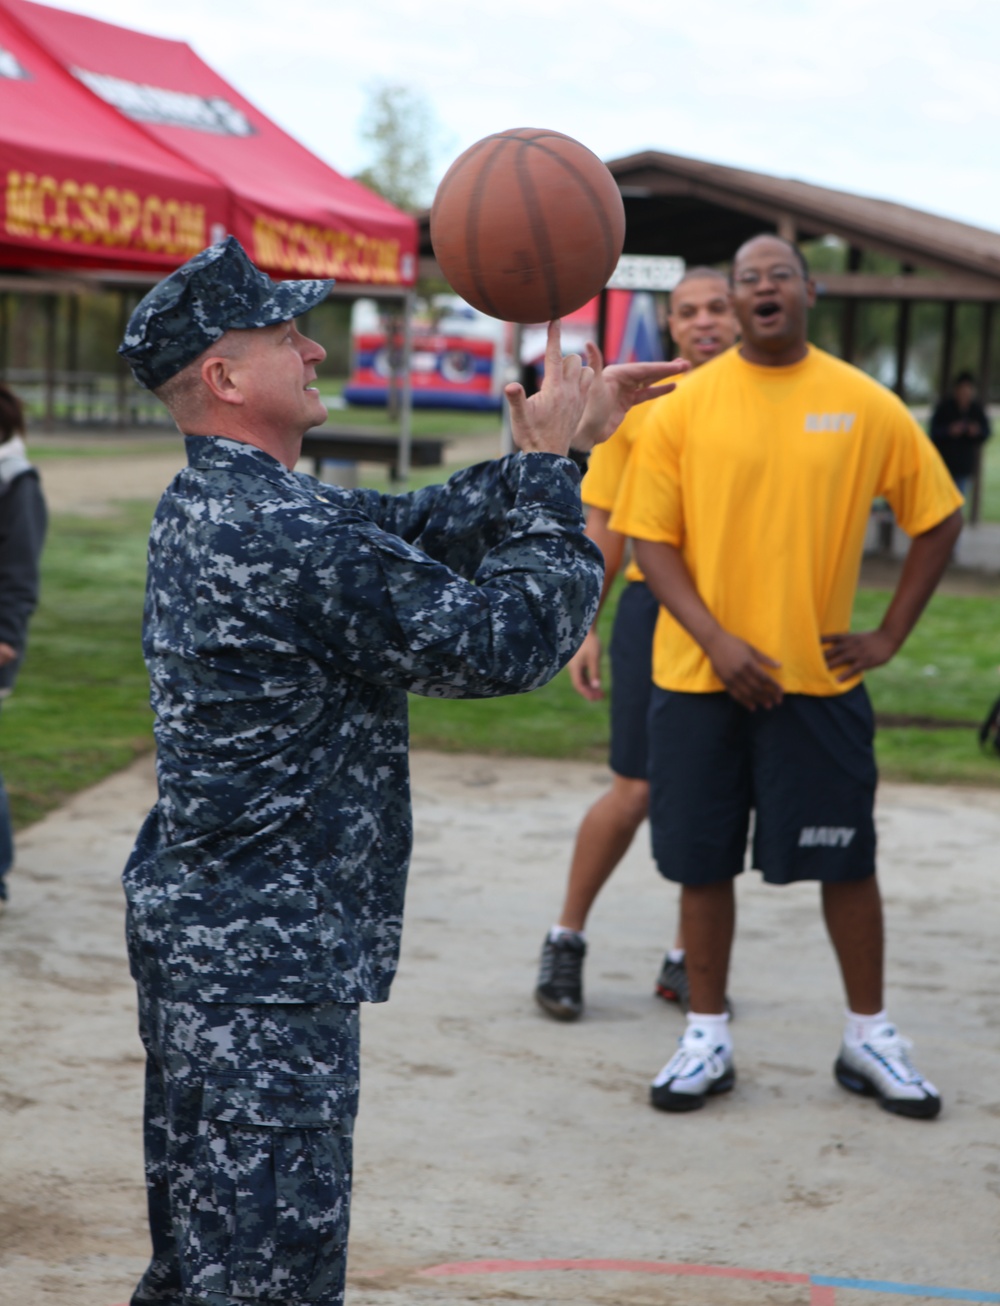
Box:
[354,83,441,213]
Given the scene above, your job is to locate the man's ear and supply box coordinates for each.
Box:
[805,278,818,309]
[200,354,245,406]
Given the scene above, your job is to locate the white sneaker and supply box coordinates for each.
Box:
[650,1024,735,1112]
[835,1023,941,1119]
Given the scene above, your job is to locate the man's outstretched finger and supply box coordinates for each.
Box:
[630,382,677,406]
[504,382,528,427]
[584,340,605,374]
[544,320,563,372]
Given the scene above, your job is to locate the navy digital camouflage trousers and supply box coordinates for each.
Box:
[131,990,360,1306]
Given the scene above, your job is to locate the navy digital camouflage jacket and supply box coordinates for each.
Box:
[124,436,602,1005]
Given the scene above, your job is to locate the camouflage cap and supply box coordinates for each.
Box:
[118,236,334,390]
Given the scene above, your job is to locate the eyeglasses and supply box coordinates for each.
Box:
[733,265,802,287]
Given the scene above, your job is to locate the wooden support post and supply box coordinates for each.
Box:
[978,300,995,399]
[940,300,956,397]
[777,215,797,242]
[839,246,862,364]
[893,299,911,400]
[970,301,996,525]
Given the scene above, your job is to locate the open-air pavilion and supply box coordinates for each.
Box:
[603,149,1000,401]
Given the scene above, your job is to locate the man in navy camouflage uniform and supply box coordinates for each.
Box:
[118,236,685,1306]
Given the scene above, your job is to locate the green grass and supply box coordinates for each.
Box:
[852,588,1000,786]
[853,589,999,722]
[873,728,998,786]
[3,501,155,828]
[30,437,180,460]
[319,385,503,442]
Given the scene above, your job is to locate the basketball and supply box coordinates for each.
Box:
[430,128,626,324]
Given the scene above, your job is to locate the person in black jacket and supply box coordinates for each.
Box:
[0,384,47,911]
[929,370,992,501]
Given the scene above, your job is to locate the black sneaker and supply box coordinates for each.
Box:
[655,953,734,1019]
[534,931,586,1021]
[654,954,690,1010]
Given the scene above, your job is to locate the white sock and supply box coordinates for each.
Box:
[687,1010,731,1052]
[667,947,685,964]
[843,1009,890,1047]
[549,924,585,943]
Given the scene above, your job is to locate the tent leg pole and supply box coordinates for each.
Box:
[67,293,80,426]
[44,294,58,433]
[116,290,129,430]
[396,290,414,483]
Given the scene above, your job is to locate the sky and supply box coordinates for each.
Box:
[36,0,1000,233]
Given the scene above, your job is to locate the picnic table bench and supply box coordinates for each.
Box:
[300,426,450,481]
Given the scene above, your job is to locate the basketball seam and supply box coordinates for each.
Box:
[431,135,499,218]
[514,141,561,321]
[432,136,506,318]
[514,140,621,274]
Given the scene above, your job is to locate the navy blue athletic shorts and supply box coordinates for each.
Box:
[608,580,659,780]
[647,684,878,886]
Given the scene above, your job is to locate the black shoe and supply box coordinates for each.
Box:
[654,954,690,1010]
[534,931,586,1021]
[654,953,735,1019]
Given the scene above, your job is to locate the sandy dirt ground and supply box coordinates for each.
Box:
[1,753,999,1306]
[1,443,998,1306]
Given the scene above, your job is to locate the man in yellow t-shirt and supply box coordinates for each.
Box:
[535,268,738,1021]
[612,235,962,1117]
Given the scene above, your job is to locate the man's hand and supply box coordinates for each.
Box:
[505,321,594,457]
[572,343,691,450]
[0,643,17,668]
[821,629,896,682]
[568,629,604,701]
[705,629,783,710]
[821,510,962,684]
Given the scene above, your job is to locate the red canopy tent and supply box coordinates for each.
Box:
[0,0,229,272]
[2,0,417,286]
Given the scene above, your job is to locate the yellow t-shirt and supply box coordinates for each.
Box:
[610,346,963,696]
[582,383,682,583]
